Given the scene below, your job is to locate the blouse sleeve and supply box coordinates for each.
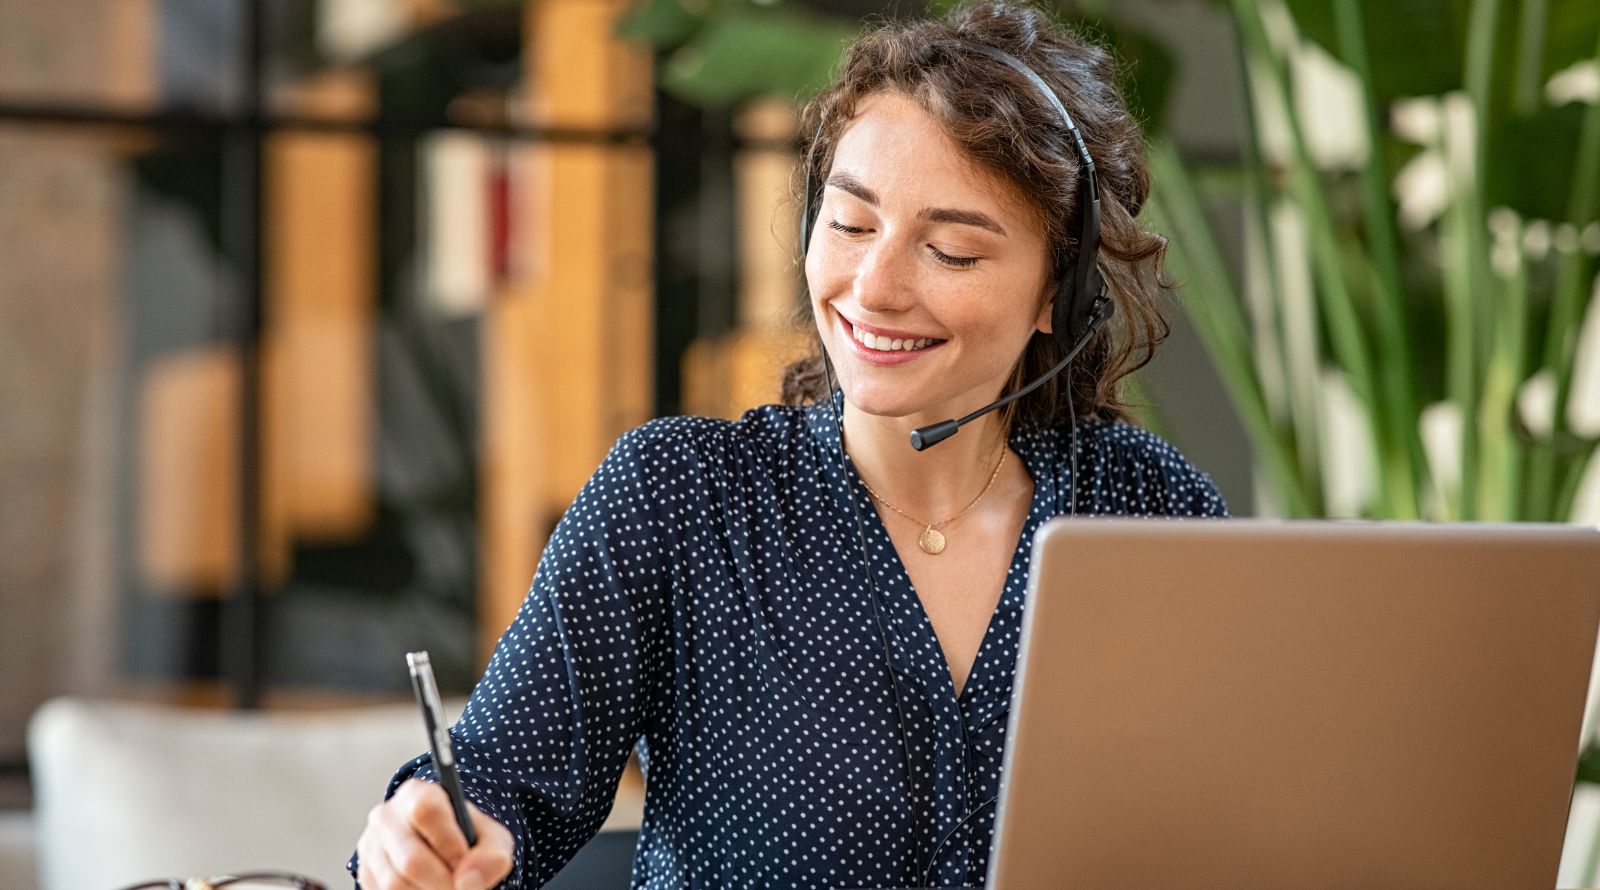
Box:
[1085,423,1230,518]
[352,422,691,888]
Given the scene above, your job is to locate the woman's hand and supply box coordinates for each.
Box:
[356,778,515,890]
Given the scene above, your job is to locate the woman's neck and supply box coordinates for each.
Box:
[839,400,1011,522]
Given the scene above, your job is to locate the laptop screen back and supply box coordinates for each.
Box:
[990,520,1600,890]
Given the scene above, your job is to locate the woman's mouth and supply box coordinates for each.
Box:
[851,324,940,352]
[841,316,947,358]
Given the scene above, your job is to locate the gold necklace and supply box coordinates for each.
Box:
[859,449,1008,555]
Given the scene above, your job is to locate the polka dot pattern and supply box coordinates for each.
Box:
[354,395,1226,889]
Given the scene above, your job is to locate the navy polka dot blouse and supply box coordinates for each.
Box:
[355,395,1226,888]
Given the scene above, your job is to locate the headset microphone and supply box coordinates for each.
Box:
[908,293,1113,451]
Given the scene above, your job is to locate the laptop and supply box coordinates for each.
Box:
[989,520,1600,890]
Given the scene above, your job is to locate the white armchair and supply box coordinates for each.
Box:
[26,696,644,890]
[27,696,432,890]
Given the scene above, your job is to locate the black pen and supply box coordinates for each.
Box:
[406,650,479,846]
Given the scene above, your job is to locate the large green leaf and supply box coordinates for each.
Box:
[1285,0,1468,100]
[618,0,708,50]
[1481,0,1599,135]
[1484,101,1600,224]
[1541,0,1600,83]
[659,9,857,107]
[1285,0,1598,108]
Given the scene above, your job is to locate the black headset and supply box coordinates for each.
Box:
[799,40,1113,885]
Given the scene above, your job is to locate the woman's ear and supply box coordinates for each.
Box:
[1035,282,1057,335]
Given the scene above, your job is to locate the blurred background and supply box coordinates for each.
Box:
[0,0,1596,886]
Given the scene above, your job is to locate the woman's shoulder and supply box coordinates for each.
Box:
[1073,417,1194,467]
[1060,417,1229,517]
[608,403,817,468]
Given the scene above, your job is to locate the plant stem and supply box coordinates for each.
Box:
[1235,33,1322,495]
[1233,0,1389,514]
[1330,0,1423,518]
[1448,0,1503,518]
[1228,15,1292,451]
[1513,0,1548,116]
[1148,140,1315,515]
[1480,213,1528,520]
[1528,26,1600,520]
[1556,439,1600,521]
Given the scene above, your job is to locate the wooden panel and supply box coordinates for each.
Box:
[734,99,801,330]
[261,129,378,585]
[682,328,813,421]
[736,147,802,331]
[681,100,809,420]
[524,0,652,131]
[272,67,377,120]
[480,291,545,648]
[138,346,240,593]
[106,0,157,111]
[530,143,655,498]
[478,0,654,657]
[604,145,656,433]
[480,148,655,655]
[680,335,732,420]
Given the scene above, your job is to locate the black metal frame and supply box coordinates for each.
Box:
[0,5,648,709]
[0,4,792,709]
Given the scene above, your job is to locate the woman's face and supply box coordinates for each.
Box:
[805,91,1054,425]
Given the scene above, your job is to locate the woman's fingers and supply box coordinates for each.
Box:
[358,779,514,890]
[360,803,432,889]
[355,825,382,888]
[392,778,473,867]
[367,787,456,889]
[451,807,516,890]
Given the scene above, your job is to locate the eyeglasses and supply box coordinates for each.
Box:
[119,873,327,890]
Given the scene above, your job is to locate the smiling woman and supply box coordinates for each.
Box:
[782,4,1174,429]
[802,91,1055,422]
[351,4,1225,889]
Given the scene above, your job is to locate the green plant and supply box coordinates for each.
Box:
[1150,0,1600,520]
[621,0,1600,521]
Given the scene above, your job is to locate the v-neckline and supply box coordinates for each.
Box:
[866,436,1047,707]
[813,397,1055,707]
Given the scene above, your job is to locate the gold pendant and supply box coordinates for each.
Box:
[918,526,947,555]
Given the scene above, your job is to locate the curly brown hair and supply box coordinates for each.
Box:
[780,1,1172,428]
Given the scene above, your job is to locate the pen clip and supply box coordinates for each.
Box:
[406,651,456,768]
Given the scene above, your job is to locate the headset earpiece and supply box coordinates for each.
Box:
[1051,253,1106,351]
[1051,275,1076,350]
[799,126,824,262]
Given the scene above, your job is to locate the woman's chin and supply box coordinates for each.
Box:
[841,377,1015,431]
[839,386,917,420]
[840,386,953,424]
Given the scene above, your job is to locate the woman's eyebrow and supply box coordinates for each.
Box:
[921,206,1006,236]
[826,173,880,205]
[825,172,1007,237]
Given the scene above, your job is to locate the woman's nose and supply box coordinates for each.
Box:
[853,239,916,313]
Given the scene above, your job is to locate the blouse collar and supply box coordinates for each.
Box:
[803,389,1066,517]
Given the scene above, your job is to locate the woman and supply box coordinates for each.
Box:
[354,3,1225,887]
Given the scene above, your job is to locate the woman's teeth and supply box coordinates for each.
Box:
[853,324,937,352]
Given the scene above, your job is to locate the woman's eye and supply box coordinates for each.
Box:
[827,219,867,235]
[929,246,979,269]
